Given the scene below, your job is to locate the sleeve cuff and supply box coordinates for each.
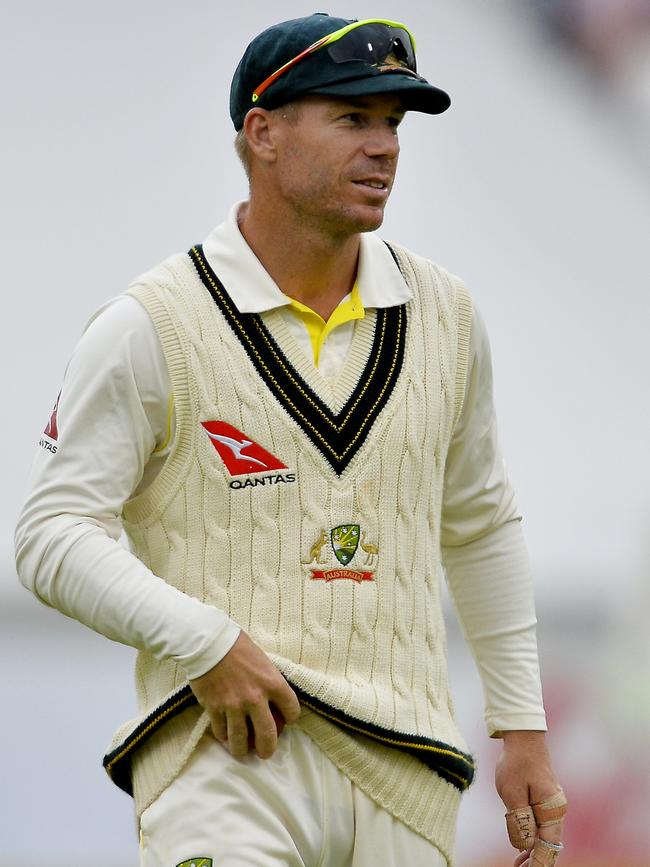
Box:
[486,711,548,738]
[174,613,241,681]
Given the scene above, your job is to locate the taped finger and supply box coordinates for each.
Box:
[506,806,537,850]
[532,788,568,827]
[530,837,564,866]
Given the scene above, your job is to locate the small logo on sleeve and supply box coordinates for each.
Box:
[39,391,61,454]
[201,420,295,490]
[44,392,60,440]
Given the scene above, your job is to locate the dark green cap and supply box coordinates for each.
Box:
[230,13,451,131]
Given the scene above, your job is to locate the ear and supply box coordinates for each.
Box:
[243,108,279,165]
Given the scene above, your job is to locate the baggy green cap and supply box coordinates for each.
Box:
[230,13,451,130]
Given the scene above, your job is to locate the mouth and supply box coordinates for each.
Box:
[354,177,389,189]
[352,177,391,196]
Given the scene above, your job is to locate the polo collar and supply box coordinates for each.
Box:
[201,202,412,314]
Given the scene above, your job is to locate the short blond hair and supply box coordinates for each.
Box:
[233,103,303,180]
[234,128,252,179]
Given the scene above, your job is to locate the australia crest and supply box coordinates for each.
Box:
[305,524,378,582]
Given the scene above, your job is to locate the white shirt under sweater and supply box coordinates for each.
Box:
[15,203,546,736]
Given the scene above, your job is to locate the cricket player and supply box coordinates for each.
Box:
[15,13,566,867]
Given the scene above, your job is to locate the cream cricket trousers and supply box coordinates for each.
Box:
[139,726,448,867]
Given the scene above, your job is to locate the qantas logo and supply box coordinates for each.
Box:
[39,391,61,454]
[201,421,295,489]
[44,392,61,441]
[206,432,269,469]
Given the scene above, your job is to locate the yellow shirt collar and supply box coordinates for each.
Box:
[285,283,365,366]
[201,203,412,314]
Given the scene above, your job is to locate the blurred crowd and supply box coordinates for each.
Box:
[529,0,650,139]
[530,0,650,69]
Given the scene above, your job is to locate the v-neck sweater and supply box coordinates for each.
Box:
[103,238,472,862]
[15,206,548,866]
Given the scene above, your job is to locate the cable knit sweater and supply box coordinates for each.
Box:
[103,238,472,863]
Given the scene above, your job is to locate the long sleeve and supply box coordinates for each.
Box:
[441,307,547,735]
[14,296,240,680]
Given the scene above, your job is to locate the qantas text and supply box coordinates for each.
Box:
[229,473,296,490]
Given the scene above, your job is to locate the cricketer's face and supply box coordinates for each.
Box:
[271,93,405,237]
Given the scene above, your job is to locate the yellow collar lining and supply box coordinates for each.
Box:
[285,283,365,366]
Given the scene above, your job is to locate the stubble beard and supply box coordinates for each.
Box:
[286,185,390,239]
[278,154,393,239]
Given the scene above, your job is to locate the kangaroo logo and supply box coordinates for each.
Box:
[205,431,268,468]
[306,525,379,583]
[201,420,288,476]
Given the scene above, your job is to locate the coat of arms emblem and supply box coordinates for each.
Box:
[330,524,360,565]
[304,524,378,583]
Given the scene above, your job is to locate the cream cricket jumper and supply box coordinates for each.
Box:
[103,239,473,863]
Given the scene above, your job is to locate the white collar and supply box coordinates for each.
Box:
[201,202,412,313]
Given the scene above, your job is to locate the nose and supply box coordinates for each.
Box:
[363,122,400,160]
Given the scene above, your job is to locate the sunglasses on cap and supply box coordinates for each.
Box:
[251,18,418,105]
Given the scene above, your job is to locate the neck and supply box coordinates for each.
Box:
[237,197,361,322]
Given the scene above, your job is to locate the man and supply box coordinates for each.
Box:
[15,13,566,867]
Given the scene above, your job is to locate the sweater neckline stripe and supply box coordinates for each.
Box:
[188,245,407,475]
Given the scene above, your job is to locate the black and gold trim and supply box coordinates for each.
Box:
[103,683,474,795]
[103,685,195,795]
[292,685,475,791]
[188,245,407,475]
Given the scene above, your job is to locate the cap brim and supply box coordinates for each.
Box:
[306,72,451,115]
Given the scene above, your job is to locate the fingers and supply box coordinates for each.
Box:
[533,788,567,831]
[530,838,564,866]
[225,710,250,757]
[506,788,567,867]
[533,787,566,855]
[269,702,286,737]
[214,700,294,759]
[208,711,228,743]
[272,681,301,725]
[506,787,567,846]
[513,839,564,867]
[506,806,537,850]
[189,631,301,758]
[232,682,299,758]
[248,704,280,758]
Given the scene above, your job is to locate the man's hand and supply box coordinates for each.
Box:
[189,630,301,759]
[495,731,567,866]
